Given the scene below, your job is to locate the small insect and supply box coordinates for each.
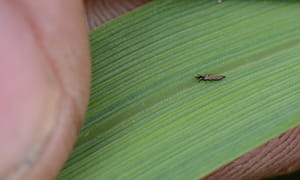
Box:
[195,74,226,81]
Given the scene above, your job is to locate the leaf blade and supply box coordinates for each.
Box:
[58,0,300,179]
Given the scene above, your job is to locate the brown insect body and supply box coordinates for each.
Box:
[195,75,225,81]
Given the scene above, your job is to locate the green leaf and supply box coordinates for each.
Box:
[58,0,300,179]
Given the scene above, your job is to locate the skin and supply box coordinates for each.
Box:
[0,0,90,179]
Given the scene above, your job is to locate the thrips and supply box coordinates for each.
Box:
[195,74,226,81]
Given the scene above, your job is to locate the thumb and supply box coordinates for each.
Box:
[0,0,90,179]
